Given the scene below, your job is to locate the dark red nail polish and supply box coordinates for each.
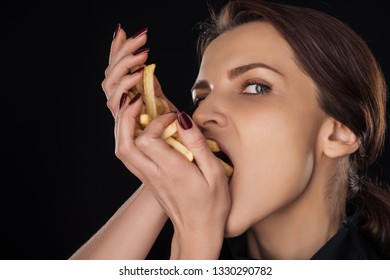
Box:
[113,23,121,39]
[119,93,128,109]
[177,112,193,130]
[130,93,141,105]
[131,27,148,38]
[133,47,150,56]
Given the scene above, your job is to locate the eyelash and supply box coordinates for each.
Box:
[193,95,207,108]
[193,80,272,108]
[241,80,272,96]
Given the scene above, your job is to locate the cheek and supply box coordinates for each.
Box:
[225,104,320,236]
[226,137,315,237]
[243,102,318,176]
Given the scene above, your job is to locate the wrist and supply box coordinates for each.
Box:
[137,184,166,217]
[171,228,225,260]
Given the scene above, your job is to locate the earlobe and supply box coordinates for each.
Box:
[322,119,360,158]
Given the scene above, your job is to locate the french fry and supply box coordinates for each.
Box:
[162,120,178,139]
[156,98,168,115]
[206,139,221,152]
[143,64,158,119]
[160,98,170,114]
[127,90,136,99]
[139,114,151,127]
[162,123,222,153]
[165,137,194,162]
[131,63,234,177]
[218,158,234,178]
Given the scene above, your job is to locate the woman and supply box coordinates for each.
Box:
[70,0,390,259]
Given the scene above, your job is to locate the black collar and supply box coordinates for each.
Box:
[220,204,383,260]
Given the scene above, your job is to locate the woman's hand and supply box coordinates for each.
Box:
[74,24,172,260]
[101,24,176,118]
[115,96,231,259]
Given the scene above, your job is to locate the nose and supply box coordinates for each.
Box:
[192,92,229,130]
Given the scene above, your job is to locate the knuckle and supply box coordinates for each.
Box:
[103,65,110,77]
[135,134,152,150]
[188,135,207,150]
[114,144,127,159]
[153,119,166,133]
[101,65,108,77]
[106,99,115,112]
[101,79,106,91]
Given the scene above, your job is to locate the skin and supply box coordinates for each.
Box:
[70,21,359,260]
[70,28,170,260]
[192,21,359,259]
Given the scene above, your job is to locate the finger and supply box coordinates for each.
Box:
[106,69,143,117]
[108,28,148,74]
[135,113,194,167]
[114,93,155,177]
[102,47,149,100]
[109,24,127,65]
[136,112,177,147]
[176,112,226,180]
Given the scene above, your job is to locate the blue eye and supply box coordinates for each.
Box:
[193,81,271,108]
[243,81,271,95]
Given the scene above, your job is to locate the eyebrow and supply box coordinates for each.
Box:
[191,62,282,92]
[228,62,283,80]
[191,80,211,92]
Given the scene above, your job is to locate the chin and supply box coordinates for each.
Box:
[223,211,251,238]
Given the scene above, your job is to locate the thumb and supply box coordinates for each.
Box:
[176,112,225,179]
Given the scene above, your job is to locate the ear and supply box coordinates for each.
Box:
[321,118,360,158]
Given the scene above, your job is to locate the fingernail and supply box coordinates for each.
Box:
[129,93,142,105]
[113,23,121,39]
[177,111,193,130]
[133,47,150,56]
[131,27,148,38]
[119,93,128,109]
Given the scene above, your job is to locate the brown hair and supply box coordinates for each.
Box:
[196,0,390,258]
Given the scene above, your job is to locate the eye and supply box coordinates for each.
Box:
[193,95,207,108]
[242,80,271,95]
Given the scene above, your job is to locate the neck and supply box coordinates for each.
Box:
[248,170,347,260]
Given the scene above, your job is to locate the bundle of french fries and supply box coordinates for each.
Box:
[128,64,233,177]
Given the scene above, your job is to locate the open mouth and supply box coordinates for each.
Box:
[213,150,234,169]
[204,137,234,177]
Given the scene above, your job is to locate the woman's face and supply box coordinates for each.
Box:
[192,22,327,237]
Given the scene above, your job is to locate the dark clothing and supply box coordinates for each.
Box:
[310,217,382,259]
[220,205,383,260]
[147,204,383,260]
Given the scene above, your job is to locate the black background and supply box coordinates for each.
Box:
[1,0,389,259]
